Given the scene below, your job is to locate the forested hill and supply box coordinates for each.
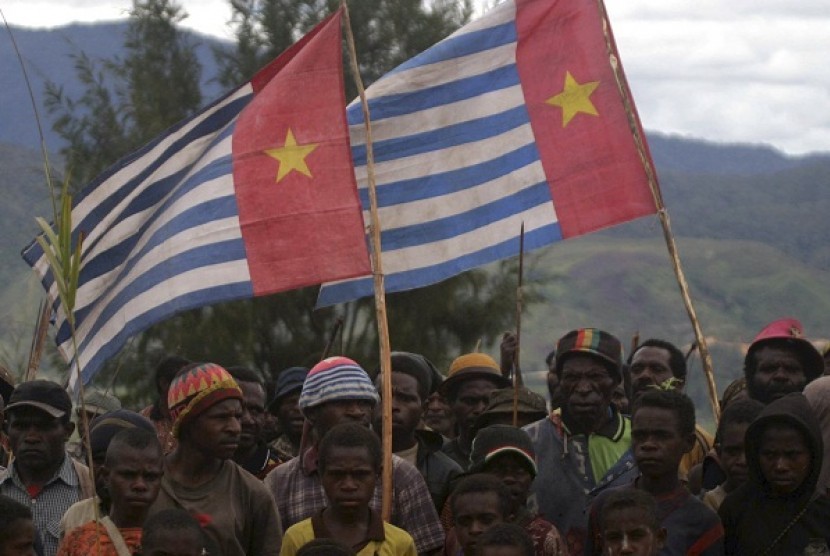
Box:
[1,22,828,423]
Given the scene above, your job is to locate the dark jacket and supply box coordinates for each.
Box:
[416,428,463,512]
[719,393,830,555]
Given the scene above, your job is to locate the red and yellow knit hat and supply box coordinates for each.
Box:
[167,362,243,438]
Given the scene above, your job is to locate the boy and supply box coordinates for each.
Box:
[701,399,763,511]
[0,494,36,556]
[468,425,563,555]
[719,393,830,554]
[142,509,214,556]
[476,524,535,556]
[600,489,666,556]
[449,474,514,556]
[586,389,723,555]
[280,423,416,556]
[58,428,163,555]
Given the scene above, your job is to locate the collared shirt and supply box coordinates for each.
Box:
[0,455,85,556]
[265,447,444,554]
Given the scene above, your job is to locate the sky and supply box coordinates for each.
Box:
[1,0,828,156]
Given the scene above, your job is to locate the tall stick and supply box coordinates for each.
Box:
[512,223,525,426]
[25,301,51,381]
[596,0,720,420]
[321,317,344,360]
[342,1,394,520]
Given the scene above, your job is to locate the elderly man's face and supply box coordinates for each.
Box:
[749,346,807,404]
[559,354,616,433]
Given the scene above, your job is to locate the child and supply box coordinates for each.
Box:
[719,393,830,554]
[58,428,163,555]
[600,489,666,556]
[141,509,213,556]
[449,474,514,556]
[476,523,535,556]
[468,425,564,555]
[280,423,416,556]
[0,494,36,556]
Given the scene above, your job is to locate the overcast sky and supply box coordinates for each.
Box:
[2,0,828,155]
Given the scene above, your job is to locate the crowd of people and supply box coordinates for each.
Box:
[1,317,830,556]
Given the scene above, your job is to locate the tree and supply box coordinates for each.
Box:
[45,0,202,190]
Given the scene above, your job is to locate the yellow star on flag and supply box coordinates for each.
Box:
[545,71,600,127]
[265,128,319,182]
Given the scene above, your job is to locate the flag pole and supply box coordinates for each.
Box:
[595,0,720,420]
[512,223,525,426]
[342,1,395,520]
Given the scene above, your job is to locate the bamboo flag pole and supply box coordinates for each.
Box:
[25,300,51,381]
[512,223,525,426]
[596,0,720,421]
[342,1,395,520]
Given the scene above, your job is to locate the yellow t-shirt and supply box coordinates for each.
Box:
[280,513,417,556]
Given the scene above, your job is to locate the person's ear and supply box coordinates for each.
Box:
[655,527,667,550]
[99,464,111,483]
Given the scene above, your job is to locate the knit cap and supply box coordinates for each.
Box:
[167,363,243,437]
[469,424,538,477]
[555,328,623,382]
[298,357,379,417]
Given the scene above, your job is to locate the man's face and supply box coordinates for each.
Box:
[631,406,693,480]
[718,422,750,490]
[7,407,73,472]
[388,372,423,437]
[237,381,266,452]
[629,347,677,401]
[275,392,304,442]
[182,398,242,459]
[320,445,377,512]
[559,355,616,432]
[484,452,533,507]
[454,491,507,556]
[758,424,811,496]
[311,399,374,432]
[423,392,454,436]
[749,346,807,404]
[0,518,36,556]
[104,446,163,517]
[602,508,665,556]
[452,378,501,437]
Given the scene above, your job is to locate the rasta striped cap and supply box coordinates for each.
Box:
[168,362,243,438]
[555,328,622,381]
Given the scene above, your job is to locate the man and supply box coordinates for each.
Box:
[599,489,665,556]
[719,393,830,554]
[265,356,445,555]
[0,380,94,556]
[523,329,637,555]
[473,387,549,434]
[628,339,714,480]
[440,353,511,470]
[449,474,514,556]
[743,318,824,405]
[149,362,281,555]
[58,428,163,555]
[267,367,308,463]
[373,351,462,512]
[0,365,16,468]
[227,366,280,479]
[140,355,191,454]
[585,390,724,555]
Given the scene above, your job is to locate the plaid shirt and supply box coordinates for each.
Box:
[1,455,86,556]
[265,447,444,554]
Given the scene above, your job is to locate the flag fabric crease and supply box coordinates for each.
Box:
[317,0,657,306]
[22,9,369,387]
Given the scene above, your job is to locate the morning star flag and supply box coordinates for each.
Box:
[317,0,658,306]
[22,9,369,386]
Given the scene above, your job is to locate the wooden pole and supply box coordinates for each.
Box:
[512,223,525,426]
[595,0,720,420]
[342,1,395,520]
[25,300,51,381]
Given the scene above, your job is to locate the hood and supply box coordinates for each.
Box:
[745,392,823,498]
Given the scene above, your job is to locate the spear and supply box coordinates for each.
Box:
[512,223,525,426]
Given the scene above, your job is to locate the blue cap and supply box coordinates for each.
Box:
[271,367,309,406]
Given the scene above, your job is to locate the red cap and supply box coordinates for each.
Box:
[745,318,824,381]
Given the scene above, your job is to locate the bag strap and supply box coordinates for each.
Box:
[100,516,134,556]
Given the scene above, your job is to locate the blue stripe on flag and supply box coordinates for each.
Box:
[317,223,562,306]
[352,104,528,166]
[79,281,254,384]
[379,182,552,251]
[347,64,519,125]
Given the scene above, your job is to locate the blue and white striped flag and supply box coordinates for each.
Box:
[317,0,656,306]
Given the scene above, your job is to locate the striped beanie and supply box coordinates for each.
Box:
[298,357,379,417]
[555,328,622,382]
[168,363,243,437]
